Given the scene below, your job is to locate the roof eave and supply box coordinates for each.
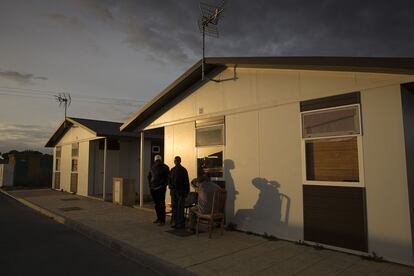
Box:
[120,56,414,132]
[44,120,73,148]
[121,60,220,132]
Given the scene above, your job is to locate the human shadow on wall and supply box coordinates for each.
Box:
[224,159,238,221]
[233,177,290,235]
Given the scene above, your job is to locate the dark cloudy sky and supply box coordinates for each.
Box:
[0,0,413,153]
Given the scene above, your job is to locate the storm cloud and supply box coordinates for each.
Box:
[78,0,414,67]
[0,70,48,85]
[0,123,53,153]
[45,13,85,31]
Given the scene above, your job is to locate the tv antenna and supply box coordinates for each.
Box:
[198,1,225,81]
[54,93,71,119]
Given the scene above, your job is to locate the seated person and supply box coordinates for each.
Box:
[188,175,221,231]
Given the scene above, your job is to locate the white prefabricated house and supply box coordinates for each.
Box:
[121,57,414,265]
[45,117,163,201]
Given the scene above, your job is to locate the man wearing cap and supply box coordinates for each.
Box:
[169,156,190,229]
[147,155,170,225]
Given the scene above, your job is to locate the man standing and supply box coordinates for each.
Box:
[188,175,221,232]
[169,156,190,229]
[147,155,169,226]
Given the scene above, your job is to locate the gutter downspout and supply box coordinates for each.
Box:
[103,138,107,201]
[140,132,144,207]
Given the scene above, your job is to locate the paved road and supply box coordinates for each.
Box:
[0,193,161,276]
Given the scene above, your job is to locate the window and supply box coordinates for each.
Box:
[72,143,79,157]
[197,146,223,179]
[71,159,78,172]
[55,146,61,172]
[55,159,60,171]
[56,146,61,158]
[301,104,362,185]
[196,125,224,146]
[302,105,360,138]
[195,117,225,180]
[305,137,359,182]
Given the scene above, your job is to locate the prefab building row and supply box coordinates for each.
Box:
[121,57,414,266]
[45,117,162,200]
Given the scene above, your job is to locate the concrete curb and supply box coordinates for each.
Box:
[0,189,196,276]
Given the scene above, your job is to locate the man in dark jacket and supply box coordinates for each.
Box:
[169,156,190,229]
[148,155,169,225]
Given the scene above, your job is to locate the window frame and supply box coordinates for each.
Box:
[196,145,225,181]
[55,146,61,172]
[71,143,79,174]
[72,143,79,157]
[71,159,78,173]
[55,158,61,172]
[301,104,361,138]
[301,104,365,188]
[195,124,225,147]
[195,118,226,182]
[56,146,62,158]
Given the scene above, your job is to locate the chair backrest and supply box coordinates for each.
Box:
[211,188,227,216]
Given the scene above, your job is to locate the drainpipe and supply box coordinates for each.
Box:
[103,138,107,201]
[140,131,144,207]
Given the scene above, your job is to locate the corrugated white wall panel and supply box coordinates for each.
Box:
[362,85,413,265]
[60,144,71,192]
[258,103,303,240]
[77,141,89,196]
[226,111,260,227]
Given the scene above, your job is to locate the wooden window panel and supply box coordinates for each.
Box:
[72,143,79,157]
[56,147,61,158]
[70,173,78,193]
[303,185,367,252]
[54,172,60,189]
[306,137,359,182]
[71,159,78,172]
[55,159,60,171]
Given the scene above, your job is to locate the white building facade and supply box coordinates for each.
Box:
[46,117,158,201]
[122,57,414,266]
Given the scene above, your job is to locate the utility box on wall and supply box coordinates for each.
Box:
[112,177,135,206]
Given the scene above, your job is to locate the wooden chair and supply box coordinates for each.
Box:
[195,188,227,238]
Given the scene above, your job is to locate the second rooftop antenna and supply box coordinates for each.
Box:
[198,1,225,81]
[54,93,71,119]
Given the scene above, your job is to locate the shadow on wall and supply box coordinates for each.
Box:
[224,159,238,221]
[233,177,291,235]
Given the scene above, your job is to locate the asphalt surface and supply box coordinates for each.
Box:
[0,193,161,276]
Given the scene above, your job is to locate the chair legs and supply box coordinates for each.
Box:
[196,217,225,238]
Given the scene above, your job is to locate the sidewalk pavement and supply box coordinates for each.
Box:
[3,188,414,276]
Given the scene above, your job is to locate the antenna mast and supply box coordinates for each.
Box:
[198,1,225,81]
[54,93,71,119]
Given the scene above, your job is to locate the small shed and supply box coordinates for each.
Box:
[7,151,52,187]
[45,117,161,201]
